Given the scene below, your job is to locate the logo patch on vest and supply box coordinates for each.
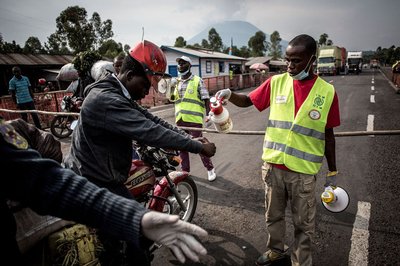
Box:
[309,109,321,120]
[312,94,325,110]
[275,95,287,104]
[188,88,194,94]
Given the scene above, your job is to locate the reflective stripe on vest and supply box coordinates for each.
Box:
[174,76,205,123]
[262,73,335,174]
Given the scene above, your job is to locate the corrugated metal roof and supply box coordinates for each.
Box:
[161,46,247,61]
[245,56,272,66]
[0,53,74,66]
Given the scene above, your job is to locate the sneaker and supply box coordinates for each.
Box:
[255,250,289,266]
[207,168,216,181]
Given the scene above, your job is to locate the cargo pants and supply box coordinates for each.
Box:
[262,162,316,266]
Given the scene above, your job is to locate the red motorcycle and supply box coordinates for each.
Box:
[124,143,198,222]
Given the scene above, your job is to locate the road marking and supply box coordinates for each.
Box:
[370,95,375,103]
[348,201,371,266]
[371,86,374,91]
[367,115,374,132]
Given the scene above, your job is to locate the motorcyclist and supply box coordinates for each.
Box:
[64,40,216,265]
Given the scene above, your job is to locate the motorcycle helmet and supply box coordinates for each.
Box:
[129,40,171,91]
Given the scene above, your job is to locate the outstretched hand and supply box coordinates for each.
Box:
[141,212,208,263]
[215,88,232,104]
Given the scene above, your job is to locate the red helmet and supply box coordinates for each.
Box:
[129,40,171,89]
[38,78,46,85]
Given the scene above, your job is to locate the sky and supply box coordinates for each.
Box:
[0,0,398,52]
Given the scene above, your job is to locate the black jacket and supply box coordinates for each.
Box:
[65,74,202,186]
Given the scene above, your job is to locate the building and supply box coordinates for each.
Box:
[160,46,247,78]
[0,53,74,96]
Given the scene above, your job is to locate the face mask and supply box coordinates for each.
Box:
[178,69,189,76]
[290,56,314,80]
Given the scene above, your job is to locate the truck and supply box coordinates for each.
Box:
[347,51,363,74]
[317,45,347,75]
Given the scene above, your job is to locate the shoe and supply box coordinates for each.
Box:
[207,168,216,181]
[255,250,289,266]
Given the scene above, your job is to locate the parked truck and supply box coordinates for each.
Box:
[317,45,347,75]
[347,51,363,74]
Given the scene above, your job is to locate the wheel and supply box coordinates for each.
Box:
[163,176,198,222]
[50,115,73,139]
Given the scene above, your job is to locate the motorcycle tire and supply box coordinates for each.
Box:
[50,115,73,139]
[165,176,198,222]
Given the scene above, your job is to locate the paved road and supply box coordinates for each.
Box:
[58,68,400,265]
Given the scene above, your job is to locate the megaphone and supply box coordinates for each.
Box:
[321,186,350,213]
[157,77,178,99]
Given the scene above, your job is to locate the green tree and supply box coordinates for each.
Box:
[248,31,268,57]
[23,37,43,54]
[268,31,282,59]
[239,46,251,58]
[45,33,71,54]
[174,36,186,47]
[90,12,113,49]
[98,39,123,59]
[201,39,210,49]
[318,33,328,46]
[54,6,113,54]
[208,28,223,52]
[124,44,130,55]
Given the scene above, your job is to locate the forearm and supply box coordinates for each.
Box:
[229,92,253,107]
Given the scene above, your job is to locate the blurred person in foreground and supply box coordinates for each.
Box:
[65,40,216,265]
[216,34,340,266]
[0,117,208,265]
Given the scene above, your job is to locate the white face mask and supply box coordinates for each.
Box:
[178,69,189,76]
[290,56,314,80]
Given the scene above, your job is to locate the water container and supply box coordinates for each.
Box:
[209,96,233,133]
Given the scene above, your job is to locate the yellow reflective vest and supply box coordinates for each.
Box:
[262,73,335,175]
[173,76,205,124]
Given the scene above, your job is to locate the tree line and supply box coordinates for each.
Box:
[0,6,398,65]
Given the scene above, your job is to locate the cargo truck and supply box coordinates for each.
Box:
[347,51,363,74]
[317,45,347,75]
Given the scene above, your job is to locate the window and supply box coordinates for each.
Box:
[206,60,212,73]
[218,61,225,73]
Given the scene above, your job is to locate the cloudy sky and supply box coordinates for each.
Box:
[0,0,398,52]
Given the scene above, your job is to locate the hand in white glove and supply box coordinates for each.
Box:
[141,212,208,263]
[215,88,232,104]
[324,171,338,187]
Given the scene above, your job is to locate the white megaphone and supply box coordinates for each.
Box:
[321,186,350,213]
[157,77,178,100]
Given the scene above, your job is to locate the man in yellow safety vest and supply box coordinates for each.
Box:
[171,56,216,181]
[216,34,341,266]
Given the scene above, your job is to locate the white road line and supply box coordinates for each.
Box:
[370,95,375,103]
[371,86,374,91]
[367,115,374,138]
[348,201,371,266]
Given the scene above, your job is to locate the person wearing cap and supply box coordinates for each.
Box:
[171,55,217,181]
[64,40,216,265]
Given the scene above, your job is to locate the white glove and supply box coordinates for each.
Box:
[215,88,232,104]
[141,212,208,263]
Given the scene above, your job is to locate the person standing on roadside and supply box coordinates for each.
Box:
[8,66,42,129]
[170,56,217,181]
[216,34,340,266]
[65,40,216,266]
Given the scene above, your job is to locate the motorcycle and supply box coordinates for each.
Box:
[50,95,82,139]
[125,142,198,222]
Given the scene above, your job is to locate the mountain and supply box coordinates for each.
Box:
[187,20,288,52]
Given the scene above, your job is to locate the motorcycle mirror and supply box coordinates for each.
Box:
[70,120,78,130]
